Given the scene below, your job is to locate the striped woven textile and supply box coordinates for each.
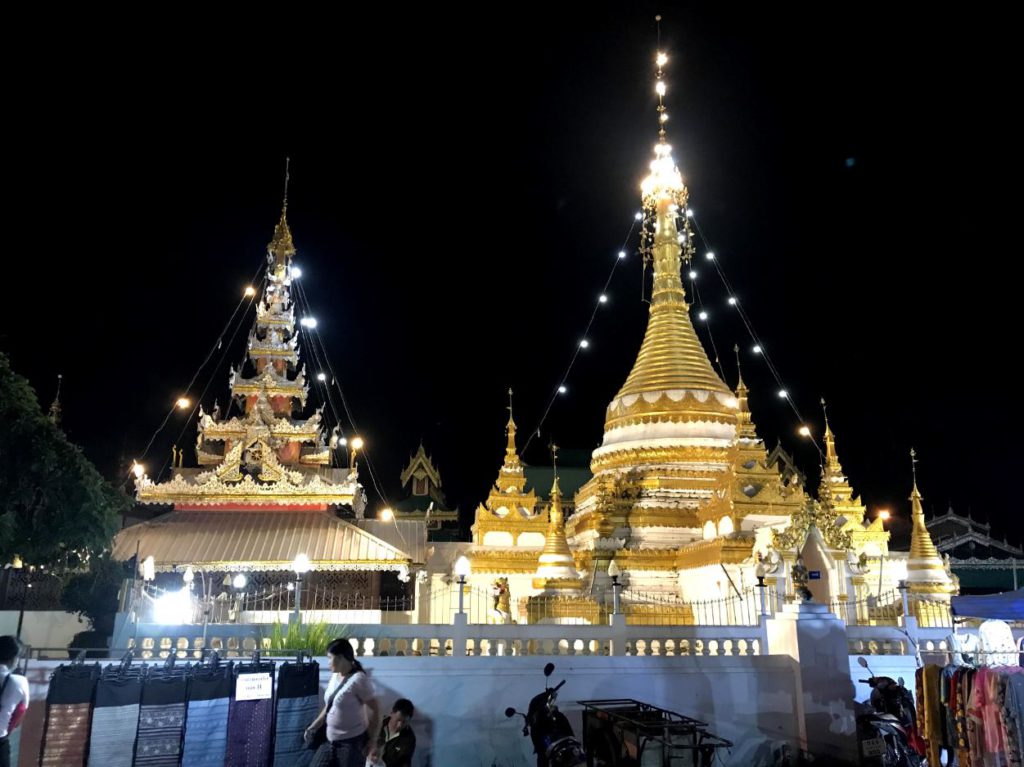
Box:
[273,661,321,767]
[88,675,143,767]
[181,667,232,767]
[39,664,98,767]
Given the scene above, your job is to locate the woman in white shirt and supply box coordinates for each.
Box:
[306,638,381,767]
[0,636,29,767]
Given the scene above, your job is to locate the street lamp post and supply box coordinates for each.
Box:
[454,556,471,616]
[182,566,212,647]
[607,558,622,615]
[292,553,311,625]
[755,560,768,618]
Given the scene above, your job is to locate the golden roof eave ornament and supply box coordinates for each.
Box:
[773,496,853,552]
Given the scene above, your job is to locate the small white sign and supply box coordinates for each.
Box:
[861,737,886,757]
[236,672,273,701]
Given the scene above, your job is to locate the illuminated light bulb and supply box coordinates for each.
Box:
[380,507,395,522]
[558,385,567,394]
[176,397,191,410]
[705,251,715,261]
[290,266,302,279]
[317,372,327,381]
[698,311,708,321]
[244,286,256,297]
[580,339,590,349]
[634,211,642,221]
[656,81,666,96]
[598,294,608,304]
[618,250,627,259]
[798,425,811,437]
[777,389,788,398]
[656,52,668,67]
[753,345,763,354]
[689,270,697,279]
[685,209,694,218]
[132,462,145,478]
[350,436,364,451]
[300,317,317,328]
[728,297,737,305]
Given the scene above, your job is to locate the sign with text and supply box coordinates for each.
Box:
[809,571,821,580]
[236,672,273,701]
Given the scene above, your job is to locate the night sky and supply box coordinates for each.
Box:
[5,7,1019,547]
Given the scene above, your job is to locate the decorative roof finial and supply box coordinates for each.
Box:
[268,157,296,268]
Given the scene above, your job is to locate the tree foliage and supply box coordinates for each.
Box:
[0,352,129,565]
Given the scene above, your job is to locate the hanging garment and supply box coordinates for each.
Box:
[980,621,1018,668]
[39,664,99,767]
[919,664,944,767]
[88,674,143,767]
[1004,672,1024,767]
[181,666,232,767]
[274,661,321,767]
[134,674,189,766]
[225,665,275,767]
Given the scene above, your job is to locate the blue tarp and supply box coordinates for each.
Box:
[951,588,1024,620]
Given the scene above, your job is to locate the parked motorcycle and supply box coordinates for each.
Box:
[505,662,587,767]
[855,656,927,766]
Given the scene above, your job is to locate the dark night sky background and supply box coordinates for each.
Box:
[3,6,1020,547]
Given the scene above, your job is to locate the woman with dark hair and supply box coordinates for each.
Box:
[305,638,381,767]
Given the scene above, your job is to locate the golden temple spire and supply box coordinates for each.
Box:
[533,447,580,591]
[504,388,520,465]
[733,345,756,440]
[908,448,940,561]
[905,448,954,595]
[821,398,844,477]
[268,157,296,271]
[614,47,732,403]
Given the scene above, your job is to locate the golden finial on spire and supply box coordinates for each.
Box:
[640,16,687,212]
[268,157,296,268]
[910,447,919,488]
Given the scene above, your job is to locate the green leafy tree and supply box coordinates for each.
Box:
[0,352,129,565]
[61,554,130,636]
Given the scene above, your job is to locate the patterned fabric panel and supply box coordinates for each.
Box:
[134,702,187,766]
[39,702,92,766]
[225,698,274,767]
[273,694,320,767]
[87,703,140,767]
[181,697,230,767]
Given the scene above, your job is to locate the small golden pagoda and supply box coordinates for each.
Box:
[905,452,954,600]
[470,392,546,556]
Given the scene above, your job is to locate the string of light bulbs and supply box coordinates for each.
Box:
[129,258,266,485]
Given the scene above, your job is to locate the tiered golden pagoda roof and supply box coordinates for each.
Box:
[134,195,364,516]
[572,52,738,544]
[471,398,545,546]
[715,370,805,530]
[818,409,866,522]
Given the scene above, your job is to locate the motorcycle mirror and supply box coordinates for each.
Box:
[857,657,869,668]
[543,662,555,677]
[504,707,517,718]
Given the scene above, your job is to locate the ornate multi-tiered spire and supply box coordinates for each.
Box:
[470,391,544,547]
[135,174,361,510]
[723,348,804,528]
[817,400,866,522]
